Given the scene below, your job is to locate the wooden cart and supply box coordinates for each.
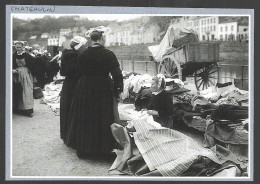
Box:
[158,42,221,91]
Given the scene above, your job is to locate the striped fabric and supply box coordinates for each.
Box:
[132,117,222,176]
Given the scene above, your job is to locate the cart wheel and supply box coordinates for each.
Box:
[194,63,219,91]
[158,57,181,79]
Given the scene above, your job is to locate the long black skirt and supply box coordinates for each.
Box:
[65,75,116,155]
[60,76,78,141]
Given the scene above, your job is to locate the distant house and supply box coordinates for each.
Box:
[218,22,238,41]
[60,28,72,36]
[41,33,48,39]
[237,26,249,41]
[29,35,37,40]
[170,16,249,41]
[105,17,161,47]
[48,34,59,46]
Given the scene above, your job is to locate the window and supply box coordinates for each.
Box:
[225,26,228,31]
[201,20,203,25]
[214,26,216,31]
[231,25,234,31]
[211,18,213,23]
[214,18,216,23]
[220,35,223,41]
[220,27,223,32]
[211,35,215,40]
[210,26,212,31]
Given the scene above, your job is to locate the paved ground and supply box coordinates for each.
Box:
[12,99,114,177]
[12,83,204,177]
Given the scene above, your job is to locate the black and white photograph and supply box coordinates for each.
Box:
[5,5,253,181]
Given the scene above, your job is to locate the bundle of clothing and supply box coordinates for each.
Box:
[41,79,64,115]
[173,82,248,131]
[109,114,247,177]
[121,72,153,103]
[169,82,249,173]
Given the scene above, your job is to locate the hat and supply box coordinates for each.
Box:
[24,46,31,50]
[14,41,24,46]
[85,26,111,38]
[71,36,87,44]
[70,36,87,50]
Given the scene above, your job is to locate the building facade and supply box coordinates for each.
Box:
[169,16,248,41]
[218,22,238,41]
[105,17,161,47]
[48,35,59,46]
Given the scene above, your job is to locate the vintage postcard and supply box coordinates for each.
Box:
[5,4,254,182]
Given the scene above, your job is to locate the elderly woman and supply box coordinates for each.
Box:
[65,29,123,158]
[60,36,87,143]
[13,41,35,117]
[147,74,174,129]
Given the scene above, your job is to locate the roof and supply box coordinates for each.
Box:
[29,36,37,39]
[41,33,48,38]
[219,16,248,26]
[60,28,72,32]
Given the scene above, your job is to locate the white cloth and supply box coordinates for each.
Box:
[131,117,222,176]
[118,104,147,121]
[148,27,197,62]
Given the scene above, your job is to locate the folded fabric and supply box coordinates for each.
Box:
[131,118,222,176]
[216,82,236,94]
[221,89,249,103]
[118,104,147,121]
[109,123,135,175]
[216,82,233,88]
[210,104,248,120]
[174,92,194,104]
[191,95,209,111]
[199,86,217,95]
[182,114,207,132]
[205,120,248,145]
[212,165,241,177]
[215,97,240,106]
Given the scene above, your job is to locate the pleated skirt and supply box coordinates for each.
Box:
[60,76,78,141]
[65,75,116,155]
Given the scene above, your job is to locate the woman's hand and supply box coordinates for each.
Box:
[147,110,159,116]
[12,69,18,74]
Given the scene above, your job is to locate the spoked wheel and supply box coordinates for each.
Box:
[158,57,182,79]
[194,63,219,91]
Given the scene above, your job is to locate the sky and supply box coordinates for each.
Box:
[13,14,143,22]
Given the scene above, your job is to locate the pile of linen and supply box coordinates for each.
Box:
[121,72,153,103]
[171,82,249,172]
[110,106,247,177]
[41,80,63,115]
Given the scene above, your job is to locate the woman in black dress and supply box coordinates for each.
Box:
[147,74,174,129]
[65,30,123,158]
[60,36,87,143]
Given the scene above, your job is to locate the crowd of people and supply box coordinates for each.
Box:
[12,41,60,117]
[13,25,178,160]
